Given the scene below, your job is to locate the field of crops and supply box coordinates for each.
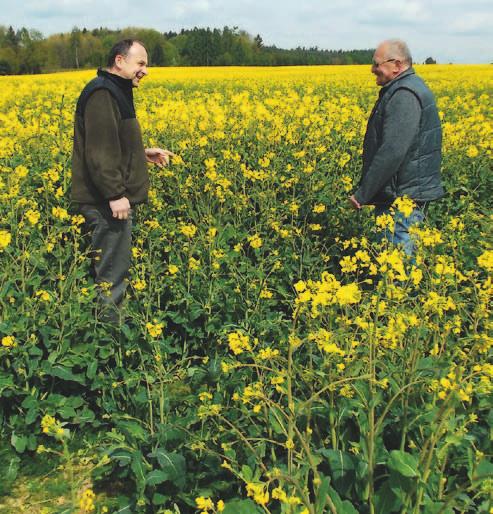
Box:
[0,65,492,513]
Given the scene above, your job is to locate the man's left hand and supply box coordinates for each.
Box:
[145,148,176,168]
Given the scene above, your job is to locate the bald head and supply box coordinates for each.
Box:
[377,39,413,67]
[372,39,413,86]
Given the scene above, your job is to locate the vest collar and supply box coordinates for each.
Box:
[381,67,415,94]
[97,68,134,93]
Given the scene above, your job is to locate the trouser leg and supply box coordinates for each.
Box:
[374,203,427,257]
[392,206,426,257]
[79,204,132,313]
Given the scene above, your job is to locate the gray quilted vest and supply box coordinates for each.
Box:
[362,68,444,204]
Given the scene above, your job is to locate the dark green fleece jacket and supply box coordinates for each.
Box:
[71,69,149,205]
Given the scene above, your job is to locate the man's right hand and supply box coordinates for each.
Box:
[349,195,362,210]
[109,197,131,220]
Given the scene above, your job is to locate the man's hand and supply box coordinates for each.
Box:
[109,197,131,220]
[349,195,362,210]
[145,148,176,168]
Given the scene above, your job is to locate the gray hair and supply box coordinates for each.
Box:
[384,39,413,66]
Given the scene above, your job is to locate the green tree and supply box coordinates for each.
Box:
[70,27,81,68]
[151,43,165,66]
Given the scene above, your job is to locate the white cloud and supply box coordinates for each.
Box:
[358,0,429,25]
[447,12,493,34]
[172,0,212,19]
[0,0,491,62]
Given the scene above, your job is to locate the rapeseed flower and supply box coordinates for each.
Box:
[227,331,251,355]
[0,230,11,251]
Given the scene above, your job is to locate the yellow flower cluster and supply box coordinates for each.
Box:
[422,292,456,316]
[227,331,251,355]
[146,320,164,338]
[41,414,68,440]
[430,368,474,402]
[248,234,263,249]
[393,196,416,217]
[180,223,198,238]
[195,496,225,513]
[272,487,303,505]
[79,489,96,513]
[25,208,41,225]
[1,335,16,348]
[308,329,345,355]
[295,272,361,317]
[478,250,493,273]
[0,229,11,251]
[51,206,69,220]
[35,289,51,302]
[246,482,270,506]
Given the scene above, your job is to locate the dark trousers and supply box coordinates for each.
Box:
[79,204,132,316]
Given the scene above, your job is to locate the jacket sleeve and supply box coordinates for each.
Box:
[84,89,126,200]
[354,89,421,205]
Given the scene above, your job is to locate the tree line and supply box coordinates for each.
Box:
[0,25,375,74]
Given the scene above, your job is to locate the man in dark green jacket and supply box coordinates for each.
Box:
[349,39,444,256]
[72,39,173,320]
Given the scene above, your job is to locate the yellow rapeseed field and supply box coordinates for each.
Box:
[0,65,491,513]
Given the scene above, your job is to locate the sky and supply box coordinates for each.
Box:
[1,0,492,63]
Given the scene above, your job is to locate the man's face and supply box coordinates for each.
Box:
[371,44,401,86]
[115,43,148,87]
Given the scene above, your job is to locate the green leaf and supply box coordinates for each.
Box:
[11,433,27,453]
[25,408,38,425]
[21,395,38,409]
[0,374,15,394]
[148,449,186,488]
[115,420,148,442]
[374,481,402,513]
[86,360,98,379]
[57,405,77,419]
[268,408,285,435]
[423,500,453,514]
[76,407,95,425]
[146,469,169,486]
[474,459,493,485]
[340,501,359,514]
[131,451,146,491]
[110,448,133,467]
[388,450,419,478]
[211,480,232,492]
[156,423,187,445]
[324,483,359,514]
[241,464,253,482]
[0,450,20,495]
[152,493,168,505]
[44,364,86,384]
[318,449,356,496]
[222,499,263,514]
[315,474,330,512]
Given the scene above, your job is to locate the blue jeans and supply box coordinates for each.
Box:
[374,204,427,256]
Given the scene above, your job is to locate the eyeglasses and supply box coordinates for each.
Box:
[372,58,397,68]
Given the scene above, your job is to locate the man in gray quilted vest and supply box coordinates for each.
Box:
[349,39,444,256]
